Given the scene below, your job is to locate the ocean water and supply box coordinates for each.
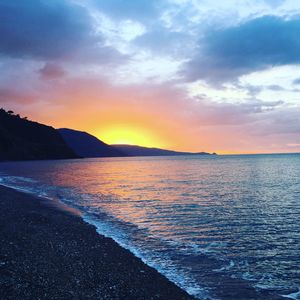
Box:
[1,154,300,299]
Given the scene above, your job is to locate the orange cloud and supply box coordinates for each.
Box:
[3,75,300,154]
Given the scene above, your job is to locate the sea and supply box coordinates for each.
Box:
[0,154,300,299]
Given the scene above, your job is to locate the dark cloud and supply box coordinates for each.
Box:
[242,84,264,97]
[184,16,300,84]
[0,0,127,65]
[292,77,300,85]
[0,0,94,59]
[249,107,300,136]
[267,85,285,91]
[188,99,284,126]
[39,63,65,80]
[241,99,284,114]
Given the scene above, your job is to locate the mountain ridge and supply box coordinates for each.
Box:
[58,128,215,157]
[0,109,215,161]
[0,109,78,161]
[112,144,215,156]
[58,128,125,158]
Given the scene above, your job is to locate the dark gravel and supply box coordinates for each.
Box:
[0,185,194,300]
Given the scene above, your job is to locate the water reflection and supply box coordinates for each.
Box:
[1,154,300,299]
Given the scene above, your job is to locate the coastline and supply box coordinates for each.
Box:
[0,185,194,299]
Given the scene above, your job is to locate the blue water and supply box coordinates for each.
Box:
[1,154,300,299]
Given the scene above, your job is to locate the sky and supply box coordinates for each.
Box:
[1,0,300,154]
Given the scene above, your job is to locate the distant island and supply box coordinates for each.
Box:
[112,144,215,157]
[0,109,216,161]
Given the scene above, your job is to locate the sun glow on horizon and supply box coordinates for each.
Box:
[95,126,168,148]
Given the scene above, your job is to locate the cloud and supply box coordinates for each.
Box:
[1,0,300,153]
[263,0,285,8]
[248,107,300,136]
[267,84,285,91]
[0,0,126,65]
[92,0,160,22]
[0,0,92,59]
[184,16,300,84]
[0,88,37,105]
[287,143,300,147]
[134,26,193,57]
[0,65,297,153]
[38,63,65,80]
[292,77,300,84]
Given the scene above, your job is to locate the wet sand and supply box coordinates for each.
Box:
[0,185,193,299]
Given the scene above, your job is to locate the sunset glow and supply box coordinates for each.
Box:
[1,1,300,154]
[97,126,167,148]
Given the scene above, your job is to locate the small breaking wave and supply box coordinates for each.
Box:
[281,288,300,300]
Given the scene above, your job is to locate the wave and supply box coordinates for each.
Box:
[0,174,211,299]
[281,288,300,300]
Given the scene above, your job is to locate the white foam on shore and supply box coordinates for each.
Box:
[213,260,235,272]
[83,213,213,300]
[0,175,212,300]
[0,180,38,195]
[281,288,300,299]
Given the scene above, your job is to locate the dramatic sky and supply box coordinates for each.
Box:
[1,0,300,153]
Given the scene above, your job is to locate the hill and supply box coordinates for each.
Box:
[58,128,214,157]
[58,128,125,158]
[112,144,214,156]
[0,109,78,161]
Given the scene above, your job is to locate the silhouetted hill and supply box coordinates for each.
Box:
[58,128,215,158]
[112,144,214,156]
[0,109,78,161]
[58,128,125,157]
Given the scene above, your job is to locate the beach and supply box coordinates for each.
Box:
[0,185,193,299]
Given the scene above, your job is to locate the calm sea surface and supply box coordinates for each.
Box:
[1,154,300,299]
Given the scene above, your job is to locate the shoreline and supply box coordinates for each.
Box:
[0,184,194,299]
